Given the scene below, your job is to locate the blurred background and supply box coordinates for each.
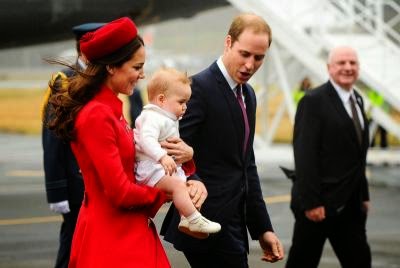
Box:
[0,0,399,149]
[0,1,400,267]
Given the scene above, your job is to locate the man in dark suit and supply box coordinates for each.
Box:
[286,46,371,268]
[42,22,104,268]
[161,13,284,267]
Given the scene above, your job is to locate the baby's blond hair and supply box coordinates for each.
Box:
[147,67,191,101]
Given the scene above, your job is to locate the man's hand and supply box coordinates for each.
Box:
[259,231,284,262]
[305,206,326,222]
[160,137,193,164]
[362,201,370,214]
[186,180,207,210]
[49,200,70,214]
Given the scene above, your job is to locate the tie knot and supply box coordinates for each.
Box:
[236,84,242,97]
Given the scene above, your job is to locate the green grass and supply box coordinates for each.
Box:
[0,89,45,135]
[0,88,132,136]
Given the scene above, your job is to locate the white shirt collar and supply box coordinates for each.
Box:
[330,78,355,103]
[217,56,238,91]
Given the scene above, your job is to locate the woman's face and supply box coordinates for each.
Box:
[106,46,146,95]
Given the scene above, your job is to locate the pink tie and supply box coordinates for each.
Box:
[236,85,250,154]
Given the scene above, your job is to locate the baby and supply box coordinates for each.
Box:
[134,67,221,238]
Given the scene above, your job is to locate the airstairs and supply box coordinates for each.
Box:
[226,0,400,151]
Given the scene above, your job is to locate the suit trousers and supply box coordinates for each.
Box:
[54,204,80,268]
[286,201,371,268]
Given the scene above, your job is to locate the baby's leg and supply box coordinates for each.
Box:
[155,175,221,237]
[155,175,196,218]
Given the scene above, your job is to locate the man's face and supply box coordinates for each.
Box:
[327,48,359,90]
[223,29,270,84]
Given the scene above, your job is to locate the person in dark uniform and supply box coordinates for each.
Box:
[128,87,144,128]
[42,22,104,268]
[160,13,284,267]
[286,46,371,268]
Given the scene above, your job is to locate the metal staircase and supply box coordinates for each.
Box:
[227,0,400,147]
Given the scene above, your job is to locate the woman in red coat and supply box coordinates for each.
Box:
[47,17,173,268]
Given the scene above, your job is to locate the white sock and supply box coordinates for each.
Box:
[186,211,201,223]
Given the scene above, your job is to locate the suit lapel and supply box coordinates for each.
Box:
[326,81,362,149]
[354,90,370,151]
[242,84,255,156]
[210,63,246,157]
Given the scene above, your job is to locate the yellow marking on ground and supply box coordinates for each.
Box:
[6,170,44,177]
[265,194,291,204]
[0,215,61,226]
[0,195,291,226]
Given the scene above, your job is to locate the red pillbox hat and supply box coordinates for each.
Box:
[80,17,137,61]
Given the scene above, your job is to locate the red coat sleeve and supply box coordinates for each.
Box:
[75,104,166,217]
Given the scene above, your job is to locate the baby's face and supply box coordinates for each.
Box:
[163,82,191,119]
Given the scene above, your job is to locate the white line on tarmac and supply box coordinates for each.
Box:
[0,194,291,226]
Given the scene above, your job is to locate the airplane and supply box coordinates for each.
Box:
[1,0,229,49]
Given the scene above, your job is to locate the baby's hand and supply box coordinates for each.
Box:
[160,155,177,176]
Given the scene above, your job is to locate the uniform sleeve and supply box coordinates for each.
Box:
[76,105,165,217]
[42,105,69,203]
[42,72,70,203]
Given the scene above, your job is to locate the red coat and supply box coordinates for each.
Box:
[69,86,170,268]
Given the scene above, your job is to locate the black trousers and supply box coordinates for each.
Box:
[54,204,80,268]
[184,250,248,268]
[286,203,371,268]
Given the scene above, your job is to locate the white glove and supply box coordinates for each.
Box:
[49,200,70,214]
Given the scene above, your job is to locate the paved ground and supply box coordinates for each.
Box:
[0,133,399,268]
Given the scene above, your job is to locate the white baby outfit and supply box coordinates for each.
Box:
[134,104,186,186]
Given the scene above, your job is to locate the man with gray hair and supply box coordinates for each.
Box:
[287,46,371,267]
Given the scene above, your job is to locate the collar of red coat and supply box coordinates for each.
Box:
[94,85,123,119]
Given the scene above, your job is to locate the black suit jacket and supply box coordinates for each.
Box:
[161,61,273,252]
[291,81,370,216]
[42,68,84,205]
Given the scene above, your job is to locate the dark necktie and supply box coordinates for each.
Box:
[236,85,250,154]
[349,96,363,145]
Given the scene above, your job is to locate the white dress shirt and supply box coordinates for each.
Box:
[330,79,364,129]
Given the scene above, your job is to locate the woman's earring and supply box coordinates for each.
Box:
[106,65,114,74]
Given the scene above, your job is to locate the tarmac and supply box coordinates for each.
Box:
[0,133,399,268]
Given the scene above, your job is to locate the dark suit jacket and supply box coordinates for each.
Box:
[161,61,273,253]
[42,68,84,205]
[291,81,370,216]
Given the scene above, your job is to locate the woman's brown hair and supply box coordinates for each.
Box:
[45,35,144,141]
